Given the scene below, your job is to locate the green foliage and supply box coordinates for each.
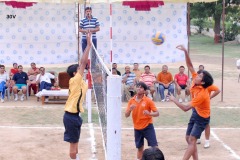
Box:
[224,22,240,41]
[191,18,207,34]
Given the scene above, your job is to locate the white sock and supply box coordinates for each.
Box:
[21,94,25,98]
[15,94,18,98]
[76,154,80,160]
[205,140,209,143]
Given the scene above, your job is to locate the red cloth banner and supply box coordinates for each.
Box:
[4,1,36,8]
[122,1,164,11]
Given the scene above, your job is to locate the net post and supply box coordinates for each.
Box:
[107,75,122,160]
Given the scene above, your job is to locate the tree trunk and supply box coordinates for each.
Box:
[214,15,221,43]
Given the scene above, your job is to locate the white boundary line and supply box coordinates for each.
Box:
[1,126,240,130]
[88,123,97,160]
[1,106,240,109]
[211,130,240,159]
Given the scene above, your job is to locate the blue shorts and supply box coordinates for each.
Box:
[186,108,210,139]
[15,84,27,89]
[134,123,158,148]
[63,112,82,143]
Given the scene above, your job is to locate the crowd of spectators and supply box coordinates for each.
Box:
[0,63,56,103]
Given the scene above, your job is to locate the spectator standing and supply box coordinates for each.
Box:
[79,6,100,52]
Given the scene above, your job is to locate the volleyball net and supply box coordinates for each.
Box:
[90,45,122,160]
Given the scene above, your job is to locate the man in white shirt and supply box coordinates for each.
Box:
[36,67,55,102]
[0,65,10,103]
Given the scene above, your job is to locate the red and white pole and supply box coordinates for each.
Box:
[110,2,113,72]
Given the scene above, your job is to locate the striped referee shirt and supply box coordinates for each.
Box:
[80,16,100,39]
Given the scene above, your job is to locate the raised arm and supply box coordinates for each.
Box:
[176,45,195,74]
[78,33,92,76]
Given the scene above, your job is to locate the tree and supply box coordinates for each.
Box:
[190,0,240,43]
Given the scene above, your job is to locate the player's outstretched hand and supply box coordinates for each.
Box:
[176,45,187,52]
[86,32,92,46]
[166,93,176,102]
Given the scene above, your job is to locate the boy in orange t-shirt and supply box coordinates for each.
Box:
[125,82,159,160]
[168,45,214,160]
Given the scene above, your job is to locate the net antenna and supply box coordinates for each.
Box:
[90,44,122,160]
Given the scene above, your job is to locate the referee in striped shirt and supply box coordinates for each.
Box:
[79,7,100,52]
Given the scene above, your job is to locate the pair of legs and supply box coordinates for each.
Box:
[0,81,6,100]
[197,124,210,148]
[145,86,155,99]
[184,109,210,160]
[175,84,190,102]
[82,38,97,52]
[39,81,52,100]
[63,112,82,160]
[135,124,158,160]
[122,84,136,101]
[13,84,27,101]
[28,83,37,96]
[158,84,174,101]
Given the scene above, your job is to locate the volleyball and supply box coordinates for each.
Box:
[151,32,166,45]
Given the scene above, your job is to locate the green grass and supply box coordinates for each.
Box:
[122,107,240,128]
[190,35,240,58]
[0,107,99,126]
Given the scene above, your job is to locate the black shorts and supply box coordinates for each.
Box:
[186,108,210,139]
[134,124,158,148]
[179,85,187,89]
[63,112,82,143]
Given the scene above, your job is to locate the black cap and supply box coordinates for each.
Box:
[136,82,148,91]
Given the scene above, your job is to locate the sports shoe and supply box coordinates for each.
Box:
[161,99,165,102]
[20,95,25,101]
[1,99,4,103]
[197,139,201,144]
[179,98,183,103]
[185,98,188,102]
[14,95,18,101]
[204,140,210,148]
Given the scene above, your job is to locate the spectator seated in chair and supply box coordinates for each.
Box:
[156,65,174,102]
[0,65,10,103]
[132,63,142,83]
[28,62,40,96]
[174,66,190,103]
[35,67,56,102]
[139,65,156,100]
[12,65,29,101]
[122,66,136,101]
[112,63,121,76]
